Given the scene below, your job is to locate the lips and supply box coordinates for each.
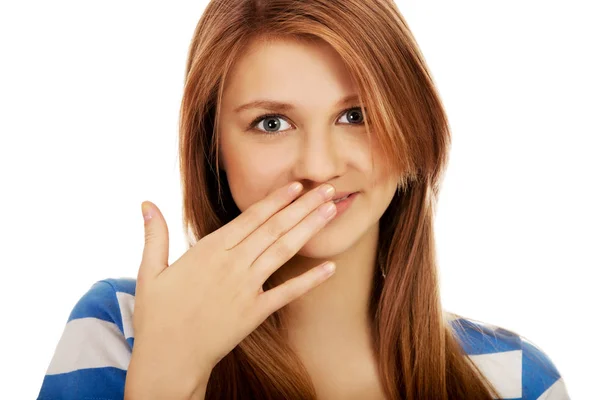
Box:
[291,190,357,203]
[333,193,353,203]
[332,191,357,201]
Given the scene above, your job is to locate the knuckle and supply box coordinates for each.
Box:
[229,245,250,265]
[262,289,287,316]
[247,207,266,226]
[220,228,238,250]
[273,240,293,260]
[266,217,286,241]
[279,280,299,303]
[144,229,157,244]
[292,202,310,220]
[245,205,261,223]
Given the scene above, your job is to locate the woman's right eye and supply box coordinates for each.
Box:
[251,114,293,136]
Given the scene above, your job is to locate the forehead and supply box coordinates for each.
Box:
[222,38,357,112]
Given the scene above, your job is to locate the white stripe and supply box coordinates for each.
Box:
[537,377,571,400]
[116,291,135,339]
[46,317,131,375]
[468,350,522,399]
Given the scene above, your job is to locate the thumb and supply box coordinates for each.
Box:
[139,200,170,279]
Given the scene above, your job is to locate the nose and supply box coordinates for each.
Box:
[291,128,345,185]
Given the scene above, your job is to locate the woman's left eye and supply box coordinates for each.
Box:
[338,107,365,125]
[249,107,366,136]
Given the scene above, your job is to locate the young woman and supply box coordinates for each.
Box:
[37,1,570,399]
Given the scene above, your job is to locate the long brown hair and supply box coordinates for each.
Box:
[177,0,502,398]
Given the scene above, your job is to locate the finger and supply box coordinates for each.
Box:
[250,199,336,281]
[138,201,170,281]
[256,261,336,319]
[235,184,335,264]
[217,181,305,250]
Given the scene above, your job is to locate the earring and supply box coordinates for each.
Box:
[380,264,387,279]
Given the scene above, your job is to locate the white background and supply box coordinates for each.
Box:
[1,1,598,398]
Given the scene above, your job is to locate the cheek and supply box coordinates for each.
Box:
[362,146,391,189]
[224,150,288,212]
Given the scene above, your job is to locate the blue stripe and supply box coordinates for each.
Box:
[37,367,126,400]
[450,318,522,355]
[103,277,136,296]
[521,340,561,399]
[66,281,125,336]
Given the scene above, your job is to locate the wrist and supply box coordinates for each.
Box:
[125,355,209,400]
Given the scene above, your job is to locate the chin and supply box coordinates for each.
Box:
[294,217,370,258]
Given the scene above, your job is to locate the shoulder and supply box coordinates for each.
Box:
[37,278,138,400]
[445,312,570,400]
[66,277,137,347]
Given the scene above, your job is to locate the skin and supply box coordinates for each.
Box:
[217,37,397,398]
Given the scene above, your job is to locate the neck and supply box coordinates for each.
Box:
[268,222,380,352]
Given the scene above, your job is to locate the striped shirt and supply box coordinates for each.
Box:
[36,278,570,399]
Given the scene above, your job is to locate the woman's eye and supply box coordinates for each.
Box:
[338,108,365,125]
[253,115,293,134]
[251,107,366,135]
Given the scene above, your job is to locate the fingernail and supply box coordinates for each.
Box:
[141,202,153,222]
[322,262,336,275]
[319,184,335,199]
[289,182,303,196]
[318,202,336,218]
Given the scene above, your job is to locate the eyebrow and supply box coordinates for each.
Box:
[233,93,361,114]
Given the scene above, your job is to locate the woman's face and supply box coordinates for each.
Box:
[217,38,398,258]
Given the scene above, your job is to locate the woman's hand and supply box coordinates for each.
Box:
[124,181,338,399]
